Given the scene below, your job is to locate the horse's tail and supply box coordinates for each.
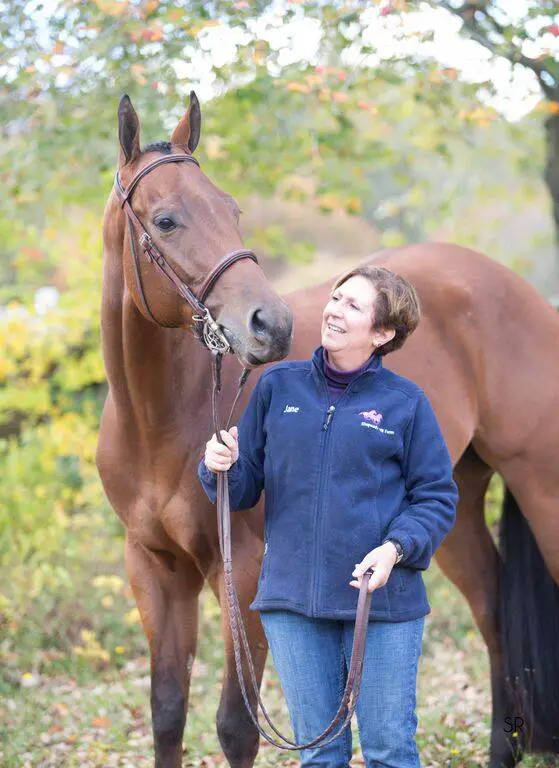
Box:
[499,487,559,753]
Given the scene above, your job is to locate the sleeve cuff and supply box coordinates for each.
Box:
[199,458,243,484]
[384,530,414,565]
[201,462,215,479]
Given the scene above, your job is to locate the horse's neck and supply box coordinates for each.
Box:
[101,226,210,447]
[122,296,210,427]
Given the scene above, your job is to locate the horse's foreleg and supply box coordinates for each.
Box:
[435,448,517,768]
[210,525,268,768]
[125,535,204,768]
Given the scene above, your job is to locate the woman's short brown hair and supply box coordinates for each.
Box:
[332,265,420,357]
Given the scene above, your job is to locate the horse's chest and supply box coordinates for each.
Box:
[123,495,170,546]
[124,476,209,555]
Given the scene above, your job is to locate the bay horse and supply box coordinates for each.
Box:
[97,93,559,768]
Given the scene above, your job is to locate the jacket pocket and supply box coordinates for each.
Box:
[394,566,409,593]
[369,500,382,549]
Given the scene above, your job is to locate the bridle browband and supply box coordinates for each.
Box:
[114,152,258,349]
[113,150,375,751]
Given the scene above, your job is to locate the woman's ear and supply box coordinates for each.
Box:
[373,327,396,349]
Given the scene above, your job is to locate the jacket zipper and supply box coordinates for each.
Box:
[309,399,334,616]
[323,404,335,430]
[309,367,374,616]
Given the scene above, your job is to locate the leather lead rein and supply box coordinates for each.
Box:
[114,153,374,750]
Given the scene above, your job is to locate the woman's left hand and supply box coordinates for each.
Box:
[350,542,399,593]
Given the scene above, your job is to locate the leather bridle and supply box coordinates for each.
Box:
[114,151,375,751]
[114,152,257,346]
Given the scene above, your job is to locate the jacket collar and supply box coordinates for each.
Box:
[311,345,382,387]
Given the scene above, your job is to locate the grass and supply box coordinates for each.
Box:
[1,553,557,768]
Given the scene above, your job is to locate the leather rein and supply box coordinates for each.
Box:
[114,152,375,750]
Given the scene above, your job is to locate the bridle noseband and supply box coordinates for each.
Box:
[114,152,257,351]
[113,149,375,751]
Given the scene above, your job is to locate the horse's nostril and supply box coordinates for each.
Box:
[249,307,270,339]
[247,304,293,359]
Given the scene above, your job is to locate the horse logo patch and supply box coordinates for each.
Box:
[359,409,383,425]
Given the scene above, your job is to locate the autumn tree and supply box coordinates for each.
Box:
[1,0,519,246]
[429,0,559,250]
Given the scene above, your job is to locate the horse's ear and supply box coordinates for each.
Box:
[171,91,201,153]
[118,95,141,167]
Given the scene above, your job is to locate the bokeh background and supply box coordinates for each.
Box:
[1,1,559,766]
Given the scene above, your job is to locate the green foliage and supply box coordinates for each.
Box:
[428,0,559,106]
[0,420,135,676]
[0,208,109,670]
[0,210,103,419]
[3,0,550,243]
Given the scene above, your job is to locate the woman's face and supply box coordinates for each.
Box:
[321,275,378,357]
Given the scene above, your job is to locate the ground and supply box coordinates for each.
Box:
[2,560,556,768]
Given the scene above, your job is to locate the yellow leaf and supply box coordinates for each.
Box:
[124,607,141,625]
[286,82,309,94]
[93,0,129,17]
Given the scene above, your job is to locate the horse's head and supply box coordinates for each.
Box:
[110,93,293,367]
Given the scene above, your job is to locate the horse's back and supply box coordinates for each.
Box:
[281,243,559,465]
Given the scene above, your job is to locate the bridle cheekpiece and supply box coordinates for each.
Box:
[114,151,258,354]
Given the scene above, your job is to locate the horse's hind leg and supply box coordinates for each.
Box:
[434,447,517,768]
[209,524,269,768]
[125,535,204,768]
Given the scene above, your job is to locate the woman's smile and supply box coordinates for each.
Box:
[325,322,346,335]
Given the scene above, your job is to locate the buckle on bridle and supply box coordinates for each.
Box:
[139,232,154,262]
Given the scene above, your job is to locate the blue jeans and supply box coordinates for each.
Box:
[259,611,425,768]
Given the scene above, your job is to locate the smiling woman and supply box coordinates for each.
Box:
[322,264,421,370]
[200,264,457,768]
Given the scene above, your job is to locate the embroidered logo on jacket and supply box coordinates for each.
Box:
[359,409,383,425]
[359,409,395,435]
[283,405,300,414]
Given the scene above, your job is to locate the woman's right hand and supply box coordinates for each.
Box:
[204,426,239,473]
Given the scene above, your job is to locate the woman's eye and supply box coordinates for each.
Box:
[155,217,176,231]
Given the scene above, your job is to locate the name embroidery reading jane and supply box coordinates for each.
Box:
[283,405,300,414]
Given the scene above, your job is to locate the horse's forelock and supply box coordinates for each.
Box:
[142,141,172,155]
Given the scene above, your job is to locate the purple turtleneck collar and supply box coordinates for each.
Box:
[322,347,378,404]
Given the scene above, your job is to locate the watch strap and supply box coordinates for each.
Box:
[383,538,404,564]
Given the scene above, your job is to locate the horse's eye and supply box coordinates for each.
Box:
[155,217,176,232]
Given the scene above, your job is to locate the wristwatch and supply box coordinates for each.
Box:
[383,538,404,564]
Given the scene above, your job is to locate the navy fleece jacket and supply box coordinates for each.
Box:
[198,346,458,621]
